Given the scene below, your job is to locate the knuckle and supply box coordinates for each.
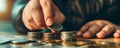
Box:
[28,27,34,30]
[41,1,51,6]
[37,23,42,26]
[31,8,39,12]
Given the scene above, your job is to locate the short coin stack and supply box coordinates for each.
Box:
[61,31,75,46]
[61,31,74,42]
[27,32,41,41]
[43,32,55,43]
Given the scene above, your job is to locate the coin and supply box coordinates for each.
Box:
[61,41,75,46]
[48,22,63,32]
[75,40,95,46]
[54,39,63,43]
[96,40,115,45]
[26,42,42,46]
[80,44,93,48]
[37,40,43,44]
[11,44,24,48]
[46,43,55,46]
[11,36,29,44]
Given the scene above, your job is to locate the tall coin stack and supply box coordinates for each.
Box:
[43,32,55,43]
[27,32,41,41]
[61,31,74,42]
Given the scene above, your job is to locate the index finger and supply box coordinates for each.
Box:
[40,0,54,26]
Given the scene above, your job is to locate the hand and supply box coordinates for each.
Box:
[22,0,65,31]
[77,20,120,38]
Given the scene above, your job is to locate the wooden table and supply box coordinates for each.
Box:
[0,21,120,48]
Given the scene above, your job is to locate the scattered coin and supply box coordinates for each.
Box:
[0,39,11,44]
[54,39,63,43]
[11,36,29,44]
[11,44,24,48]
[61,41,75,46]
[26,42,40,46]
[46,43,55,46]
[75,40,95,46]
[97,40,115,45]
[80,44,93,48]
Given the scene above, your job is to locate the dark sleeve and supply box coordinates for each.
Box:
[12,0,29,34]
[94,0,120,25]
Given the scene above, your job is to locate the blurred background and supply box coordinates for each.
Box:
[0,0,17,35]
[0,0,14,21]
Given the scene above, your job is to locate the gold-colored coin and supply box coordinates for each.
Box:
[75,40,95,46]
[45,40,55,43]
[54,39,63,43]
[96,41,115,45]
[61,41,75,46]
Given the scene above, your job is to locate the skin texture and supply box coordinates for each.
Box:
[22,0,65,31]
[22,0,120,38]
[77,20,120,38]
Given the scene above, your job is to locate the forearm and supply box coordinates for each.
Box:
[12,0,29,34]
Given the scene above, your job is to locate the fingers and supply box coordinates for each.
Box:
[96,25,115,38]
[82,21,105,38]
[83,24,105,38]
[77,22,93,37]
[40,0,54,26]
[114,29,120,38]
[32,9,47,29]
[30,0,47,29]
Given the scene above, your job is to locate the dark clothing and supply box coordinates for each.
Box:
[12,0,120,34]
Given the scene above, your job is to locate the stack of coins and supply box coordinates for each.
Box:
[43,32,55,43]
[61,31,74,42]
[27,32,41,41]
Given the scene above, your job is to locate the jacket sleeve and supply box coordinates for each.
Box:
[12,0,29,34]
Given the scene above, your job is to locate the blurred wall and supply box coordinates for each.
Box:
[0,0,15,21]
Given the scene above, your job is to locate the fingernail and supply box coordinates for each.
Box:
[114,33,120,38]
[83,32,92,38]
[77,31,82,36]
[46,18,53,26]
[96,32,105,39]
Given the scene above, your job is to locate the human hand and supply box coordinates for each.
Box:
[77,20,120,38]
[22,0,65,31]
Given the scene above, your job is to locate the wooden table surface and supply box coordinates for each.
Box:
[0,21,120,48]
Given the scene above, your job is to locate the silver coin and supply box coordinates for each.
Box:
[27,32,40,36]
[48,22,63,32]
[11,44,23,48]
[26,42,40,46]
[11,37,29,44]
[46,43,55,46]
[80,44,93,48]
[27,32,41,41]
